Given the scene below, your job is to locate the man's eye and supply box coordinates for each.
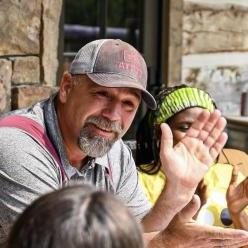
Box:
[96,91,108,97]
[122,101,136,111]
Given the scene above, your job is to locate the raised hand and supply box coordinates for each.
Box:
[227,165,248,214]
[142,110,227,232]
[148,195,248,248]
[159,109,227,208]
[227,165,248,230]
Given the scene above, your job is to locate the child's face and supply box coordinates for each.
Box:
[167,107,205,146]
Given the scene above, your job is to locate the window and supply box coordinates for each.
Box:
[64,0,142,70]
[63,0,162,144]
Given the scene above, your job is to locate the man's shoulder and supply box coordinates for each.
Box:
[0,121,61,183]
[0,127,42,153]
[0,100,46,126]
[0,100,49,153]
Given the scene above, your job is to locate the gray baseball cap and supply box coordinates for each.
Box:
[69,39,157,110]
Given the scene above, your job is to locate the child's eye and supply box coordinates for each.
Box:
[178,123,191,132]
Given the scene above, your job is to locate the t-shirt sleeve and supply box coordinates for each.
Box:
[110,141,151,220]
[0,127,62,244]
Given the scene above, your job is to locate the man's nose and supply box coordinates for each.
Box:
[101,102,122,122]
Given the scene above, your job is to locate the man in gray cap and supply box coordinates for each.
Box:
[0,39,248,247]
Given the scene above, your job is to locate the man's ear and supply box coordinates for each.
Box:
[59,71,73,103]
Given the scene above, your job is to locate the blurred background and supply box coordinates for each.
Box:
[0,0,248,152]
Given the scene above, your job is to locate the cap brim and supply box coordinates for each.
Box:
[87,73,157,110]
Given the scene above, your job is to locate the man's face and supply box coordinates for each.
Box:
[59,74,141,157]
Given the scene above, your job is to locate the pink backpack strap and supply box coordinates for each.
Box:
[0,115,67,182]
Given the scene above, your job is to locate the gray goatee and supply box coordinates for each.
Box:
[79,116,122,157]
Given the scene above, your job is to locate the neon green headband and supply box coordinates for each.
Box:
[153,87,215,124]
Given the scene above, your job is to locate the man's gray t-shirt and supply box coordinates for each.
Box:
[0,94,151,244]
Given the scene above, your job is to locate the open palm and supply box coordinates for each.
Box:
[160,109,227,206]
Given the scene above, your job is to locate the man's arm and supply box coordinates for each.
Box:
[146,195,248,248]
[141,110,228,232]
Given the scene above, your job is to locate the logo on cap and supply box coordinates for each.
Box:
[118,50,144,81]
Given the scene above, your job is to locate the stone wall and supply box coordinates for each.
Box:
[162,0,184,85]
[182,0,248,115]
[0,0,62,113]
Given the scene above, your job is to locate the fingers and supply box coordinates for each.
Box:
[195,140,212,165]
[160,123,173,155]
[229,165,239,188]
[209,132,228,160]
[201,225,248,247]
[186,109,227,150]
[204,225,248,239]
[209,228,248,247]
[198,109,221,141]
[203,116,227,148]
[178,194,201,222]
[208,237,248,248]
[185,110,210,138]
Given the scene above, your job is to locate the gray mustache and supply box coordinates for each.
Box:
[85,116,123,134]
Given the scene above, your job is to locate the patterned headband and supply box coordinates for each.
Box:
[153,87,215,125]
